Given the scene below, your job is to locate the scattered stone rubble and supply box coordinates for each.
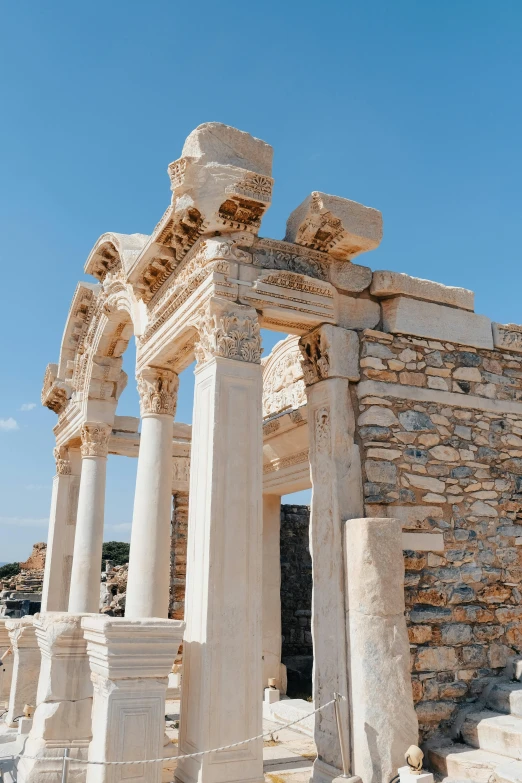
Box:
[0,544,45,618]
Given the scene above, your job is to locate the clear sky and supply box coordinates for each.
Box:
[0,1,521,561]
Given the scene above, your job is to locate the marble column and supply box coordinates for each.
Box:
[177,299,264,783]
[0,619,13,709]
[17,613,93,783]
[41,446,81,612]
[5,617,40,727]
[68,423,111,614]
[82,615,185,783]
[262,494,284,691]
[300,325,363,783]
[125,368,178,619]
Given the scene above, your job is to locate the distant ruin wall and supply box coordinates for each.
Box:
[280,504,313,660]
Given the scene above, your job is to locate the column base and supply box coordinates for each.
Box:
[17,740,89,783]
[311,759,361,783]
[5,616,40,728]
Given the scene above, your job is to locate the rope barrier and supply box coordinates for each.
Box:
[5,696,340,767]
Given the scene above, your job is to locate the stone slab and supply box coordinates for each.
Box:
[382,297,493,349]
[336,294,381,331]
[113,415,139,433]
[402,532,445,552]
[285,191,382,261]
[328,261,372,293]
[181,122,273,175]
[371,270,474,311]
[492,322,522,354]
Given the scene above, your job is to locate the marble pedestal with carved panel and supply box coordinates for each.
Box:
[82,616,185,783]
[5,616,40,727]
[17,613,94,783]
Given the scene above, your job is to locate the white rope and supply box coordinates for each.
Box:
[8,697,340,767]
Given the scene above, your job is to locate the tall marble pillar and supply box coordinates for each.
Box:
[125,367,178,619]
[300,325,362,783]
[262,494,284,691]
[68,423,111,614]
[0,620,13,709]
[41,446,81,612]
[177,299,264,783]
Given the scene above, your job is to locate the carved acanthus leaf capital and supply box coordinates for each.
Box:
[80,422,112,458]
[194,300,262,366]
[53,445,72,475]
[299,329,330,386]
[137,367,179,417]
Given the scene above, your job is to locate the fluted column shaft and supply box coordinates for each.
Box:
[125,367,178,619]
[68,422,111,614]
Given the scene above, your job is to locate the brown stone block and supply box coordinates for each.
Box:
[408,625,433,644]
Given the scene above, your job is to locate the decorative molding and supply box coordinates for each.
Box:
[137,367,179,417]
[299,328,330,386]
[53,445,71,475]
[194,304,262,366]
[294,193,345,253]
[262,419,280,436]
[41,363,70,414]
[80,422,112,458]
[262,336,306,417]
[263,449,309,474]
[493,322,522,354]
[315,407,331,452]
[225,172,273,204]
[253,237,329,281]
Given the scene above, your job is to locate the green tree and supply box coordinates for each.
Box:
[101,541,130,569]
[0,562,21,579]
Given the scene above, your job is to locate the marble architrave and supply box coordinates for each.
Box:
[300,325,363,783]
[41,446,81,612]
[177,299,264,783]
[5,617,40,727]
[17,613,93,783]
[81,616,185,783]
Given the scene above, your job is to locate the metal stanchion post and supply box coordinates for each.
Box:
[61,747,70,783]
[333,692,350,778]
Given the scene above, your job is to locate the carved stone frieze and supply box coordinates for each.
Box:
[194,300,262,366]
[262,336,307,418]
[80,422,112,458]
[263,448,309,475]
[253,237,329,281]
[299,324,360,385]
[53,445,72,475]
[493,323,522,354]
[41,363,70,414]
[137,367,179,417]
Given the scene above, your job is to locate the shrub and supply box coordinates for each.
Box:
[0,562,21,579]
[101,541,130,569]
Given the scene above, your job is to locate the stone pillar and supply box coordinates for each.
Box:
[300,325,362,783]
[68,423,111,614]
[81,616,185,783]
[17,613,93,783]
[262,494,284,691]
[0,619,13,709]
[125,368,178,619]
[5,617,40,727]
[177,299,264,783]
[41,446,81,612]
[170,492,189,621]
[345,517,418,783]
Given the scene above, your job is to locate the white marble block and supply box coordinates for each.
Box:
[0,619,14,709]
[285,191,382,261]
[82,616,185,783]
[345,517,418,783]
[371,270,474,311]
[382,296,493,349]
[5,617,40,727]
[262,494,284,691]
[177,322,264,783]
[17,612,94,783]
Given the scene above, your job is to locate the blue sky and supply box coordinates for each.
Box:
[0,1,521,561]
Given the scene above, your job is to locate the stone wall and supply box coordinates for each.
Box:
[280,504,312,659]
[358,328,522,739]
[170,492,188,622]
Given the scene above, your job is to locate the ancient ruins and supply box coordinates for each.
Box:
[1,122,522,783]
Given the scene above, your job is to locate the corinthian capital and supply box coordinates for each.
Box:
[53,445,72,475]
[194,298,262,367]
[80,422,112,458]
[137,367,178,417]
